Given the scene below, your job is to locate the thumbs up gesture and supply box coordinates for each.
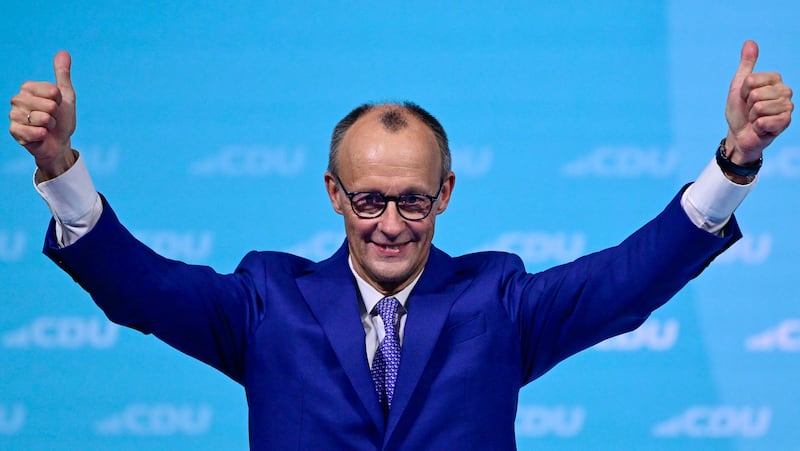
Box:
[9,50,77,181]
[724,40,794,165]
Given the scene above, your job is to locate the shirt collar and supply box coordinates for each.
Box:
[348,256,421,315]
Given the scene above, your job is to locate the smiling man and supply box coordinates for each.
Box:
[8,41,793,450]
[325,104,455,295]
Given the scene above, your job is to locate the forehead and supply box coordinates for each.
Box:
[337,108,441,188]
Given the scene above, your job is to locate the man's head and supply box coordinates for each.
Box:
[325,102,456,295]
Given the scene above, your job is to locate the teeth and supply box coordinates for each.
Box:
[382,245,400,252]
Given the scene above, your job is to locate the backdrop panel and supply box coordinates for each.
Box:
[1,1,798,449]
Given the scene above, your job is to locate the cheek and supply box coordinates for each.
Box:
[411,219,436,239]
[344,216,373,239]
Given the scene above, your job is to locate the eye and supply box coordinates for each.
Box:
[353,193,385,212]
[398,195,429,212]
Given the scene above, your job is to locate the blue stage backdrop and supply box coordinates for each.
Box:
[1,1,798,450]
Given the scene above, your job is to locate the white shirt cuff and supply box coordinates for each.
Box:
[34,152,103,247]
[681,157,755,234]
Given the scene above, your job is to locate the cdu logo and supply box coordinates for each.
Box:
[745,319,800,352]
[594,319,679,351]
[652,406,771,438]
[475,231,586,265]
[2,317,119,349]
[451,146,493,177]
[515,405,585,437]
[134,230,214,261]
[284,231,344,262]
[561,146,678,178]
[94,404,212,436]
[0,230,26,262]
[0,404,26,435]
[715,234,772,265]
[189,145,305,176]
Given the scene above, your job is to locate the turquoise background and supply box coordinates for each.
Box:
[1,1,798,449]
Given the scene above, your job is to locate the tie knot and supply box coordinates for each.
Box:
[375,296,400,322]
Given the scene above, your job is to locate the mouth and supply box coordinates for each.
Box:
[375,243,405,255]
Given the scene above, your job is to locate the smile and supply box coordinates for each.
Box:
[376,243,404,254]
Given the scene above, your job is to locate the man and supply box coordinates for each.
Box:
[8,41,793,449]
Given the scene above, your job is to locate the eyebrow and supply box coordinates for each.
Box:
[355,186,434,196]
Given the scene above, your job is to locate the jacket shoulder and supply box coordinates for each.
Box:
[450,249,526,274]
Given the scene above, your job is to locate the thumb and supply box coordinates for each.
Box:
[731,40,758,89]
[53,50,74,95]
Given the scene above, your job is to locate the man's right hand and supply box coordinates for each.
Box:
[9,50,77,182]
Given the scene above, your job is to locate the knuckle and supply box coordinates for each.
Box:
[42,99,59,115]
[31,127,47,141]
[748,89,764,103]
[45,84,60,98]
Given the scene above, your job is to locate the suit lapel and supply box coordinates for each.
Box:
[296,241,385,432]
[384,245,471,443]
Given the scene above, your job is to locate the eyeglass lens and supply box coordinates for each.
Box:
[351,193,432,220]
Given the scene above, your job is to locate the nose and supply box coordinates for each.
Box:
[377,201,405,237]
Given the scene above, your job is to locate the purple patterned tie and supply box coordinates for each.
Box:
[371,296,401,414]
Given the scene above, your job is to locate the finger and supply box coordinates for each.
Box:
[741,72,786,100]
[19,81,62,104]
[9,109,56,133]
[747,80,792,104]
[19,110,58,130]
[11,93,58,116]
[752,111,792,136]
[9,122,47,146]
[730,40,759,95]
[53,50,74,102]
[748,97,795,122]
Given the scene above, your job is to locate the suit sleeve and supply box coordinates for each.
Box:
[502,187,741,384]
[43,194,261,384]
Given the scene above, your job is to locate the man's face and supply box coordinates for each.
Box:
[325,109,455,295]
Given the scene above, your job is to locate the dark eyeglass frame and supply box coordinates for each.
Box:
[335,175,444,221]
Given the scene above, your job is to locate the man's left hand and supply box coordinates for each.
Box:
[725,40,793,166]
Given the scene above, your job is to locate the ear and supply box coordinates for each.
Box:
[434,172,456,215]
[324,172,345,215]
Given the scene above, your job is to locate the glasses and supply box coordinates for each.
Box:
[335,175,443,221]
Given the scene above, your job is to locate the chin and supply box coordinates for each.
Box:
[367,265,417,288]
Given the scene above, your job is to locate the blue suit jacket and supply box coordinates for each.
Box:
[44,189,739,450]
